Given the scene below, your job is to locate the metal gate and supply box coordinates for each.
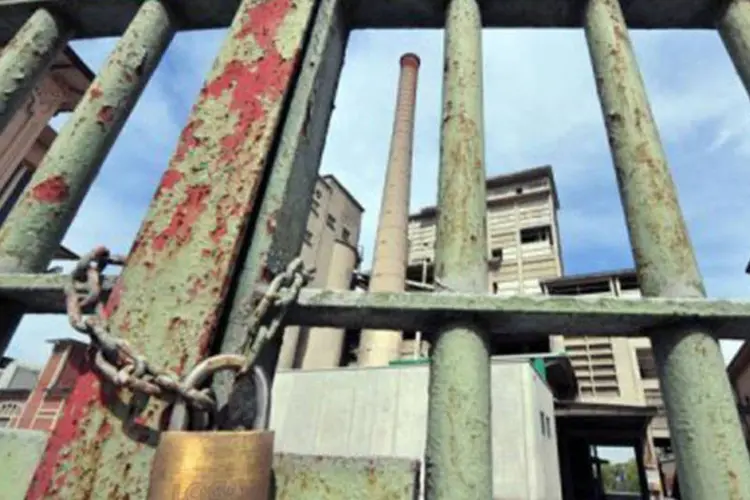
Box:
[1,0,750,498]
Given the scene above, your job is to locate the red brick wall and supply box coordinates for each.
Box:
[15,341,88,432]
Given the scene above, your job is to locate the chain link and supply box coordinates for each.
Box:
[64,246,313,414]
[239,257,314,374]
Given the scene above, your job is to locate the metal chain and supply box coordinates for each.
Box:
[64,246,312,413]
[239,257,314,374]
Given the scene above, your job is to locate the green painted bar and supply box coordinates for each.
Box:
[0,9,71,134]
[718,0,750,100]
[4,274,750,339]
[0,0,176,358]
[425,0,493,498]
[212,0,348,409]
[585,0,750,496]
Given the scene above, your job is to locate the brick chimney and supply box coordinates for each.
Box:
[358,53,420,367]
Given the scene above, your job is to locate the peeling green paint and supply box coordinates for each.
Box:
[0,8,70,134]
[214,0,346,405]
[426,0,492,498]
[585,0,750,496]
[718,0,750,100]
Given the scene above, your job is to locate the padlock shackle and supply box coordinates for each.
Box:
[167,354,270,431]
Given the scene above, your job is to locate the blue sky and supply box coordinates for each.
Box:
[7,27,749,374]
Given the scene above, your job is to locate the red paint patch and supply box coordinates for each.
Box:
[97,106,115,124]
[89,85,103,99]
[152,185,212,252]
[159,169,184,191]
[173,120,203,162]
[31,176,69,203]
[103,279,124,319]
[26,366,100,499]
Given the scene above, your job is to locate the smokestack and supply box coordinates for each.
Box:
[358,53,420,367]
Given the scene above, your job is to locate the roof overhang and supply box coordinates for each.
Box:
[555,400,658,445]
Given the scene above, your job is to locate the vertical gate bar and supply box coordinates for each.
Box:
[718,0,750,99]
[584,0,750,497]
[26,0,318,495]
[425,0,493,498]
[0,9,71,134]
[212,0,347,407]
[0,0,176,359]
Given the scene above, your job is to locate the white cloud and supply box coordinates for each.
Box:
[6,26,749,369]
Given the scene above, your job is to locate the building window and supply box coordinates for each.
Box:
[515,186,523,195]
[545,415,552,438]
[342,227,351,242]
[520,225,552,245]
[310,198,320,216]
[491,248,503,259]
[303,230,313,245]
[492,282,499,294]
[326,214,336,229]
[315,188,322,199]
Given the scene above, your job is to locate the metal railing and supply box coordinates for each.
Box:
[1,0,750,498]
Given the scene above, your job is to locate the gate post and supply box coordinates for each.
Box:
[584,0,750,496]
[26,0,318,495]
[425,0,493,497]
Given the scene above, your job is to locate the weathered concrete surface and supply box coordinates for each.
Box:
[0,0,729,43]
[271,360,561,499]
[0,429,49,500]
[273,453,420,499]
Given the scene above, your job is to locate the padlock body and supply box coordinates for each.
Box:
[147,430,274,500]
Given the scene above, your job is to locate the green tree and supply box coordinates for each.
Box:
[600,459,640,492]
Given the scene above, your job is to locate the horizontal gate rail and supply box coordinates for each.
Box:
[0,0,736,43]
[4,273,750,338]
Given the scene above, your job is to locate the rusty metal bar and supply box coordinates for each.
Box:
[0,0,176,358]
[25,0,318,495]
[211,0,347,407]
[425,0,492,497]
[718,0,750,99]
[584,0,750,496]
[5,275,750,339]
[0,8,71,134]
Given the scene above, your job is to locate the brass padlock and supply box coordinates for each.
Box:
[147,354,274,500]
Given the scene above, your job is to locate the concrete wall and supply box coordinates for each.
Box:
[271,359,562,499]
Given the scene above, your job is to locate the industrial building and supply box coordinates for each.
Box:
[277,174,365,371]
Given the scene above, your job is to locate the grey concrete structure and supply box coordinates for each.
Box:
[358,53,420,367]
[406,166,565,355]
[270,358,562,499]
[277,174,364,370]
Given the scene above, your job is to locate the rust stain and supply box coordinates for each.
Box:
[89,85,103,100]
[97,105,116,124]
[31,175,70,203]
